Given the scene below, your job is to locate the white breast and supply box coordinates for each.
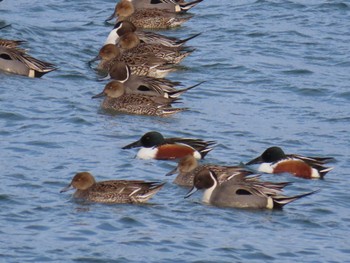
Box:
[136,147,157,160]
[258,162,274,173]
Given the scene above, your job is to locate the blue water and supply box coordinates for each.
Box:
[1,0,350,262]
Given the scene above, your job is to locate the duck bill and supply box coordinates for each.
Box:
[98,74,112,82]
[122,140,142,149]
[105,12,115,22]
[0,24,11,30]
[92,91,106,99]
[184,186,198,199]
[246,155,263,165]
[60,184,73,193]
[165,167,178,176]
[88,55,101,68]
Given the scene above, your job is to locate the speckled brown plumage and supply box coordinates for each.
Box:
[118,32,193,64]
[167,155,256,187]
[92,81,188,117]
[92,44,176,78]
[61,172,165,204]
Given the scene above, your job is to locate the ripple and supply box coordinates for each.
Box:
[318,2,349,10]
[0,111,27,121]
[25,225,50,231]
[1,0,350,262]
[119,216,146,227]
[281,69,314,75]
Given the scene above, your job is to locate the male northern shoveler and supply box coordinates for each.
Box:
[106,0,193,29]
[92,81,187,117]
[246,146,334,179]
[0,39,56,78]
[60,172,164,204]
[185,169,317,209]
[122,131,216,160]
[166,155,254,187]
[105,20,201,47]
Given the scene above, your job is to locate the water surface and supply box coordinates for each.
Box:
[1,0,350,262]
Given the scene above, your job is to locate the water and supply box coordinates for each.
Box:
[1,0,350,262]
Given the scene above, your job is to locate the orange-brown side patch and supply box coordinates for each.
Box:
[274,160,312,179]
[156,144,194,160]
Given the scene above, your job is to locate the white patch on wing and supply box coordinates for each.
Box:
[136,147,157,160]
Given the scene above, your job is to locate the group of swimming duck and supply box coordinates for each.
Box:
[88,0,207,117]
[61,129,334,209]
[1,0,335,209]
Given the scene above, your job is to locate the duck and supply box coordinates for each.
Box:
[107,61,201,98]
[130,0,203,13]
[185,169,317,209]
[92,80,188,117]
[90,44,176,78]
[117,31,194,64]
[166,155,255,187]
[0,38,56,78]
[106,0,193,29]
[246,146,334,179]
[60,172,164,204]
[105,20,201,48]
[122,131,216,160]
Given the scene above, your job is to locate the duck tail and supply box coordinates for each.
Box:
[172,15,193,27]
[138,182,165,202]
[175,33,201,46]
[160,107,189,116]
[173,49,195,64]
[272,190,319,209]
[179,0,203,11]
[167,81,205,98]
[309,156,335,163]
[20,52,57,76]
[199,142,217,159]
[318,166,334,178]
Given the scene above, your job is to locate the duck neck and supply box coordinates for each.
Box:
[202,172,217,204]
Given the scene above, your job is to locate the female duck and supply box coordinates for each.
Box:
[118,32,193,64]
[92,81,188,117]
[61,172,164,204]
[90,44,176,78]
[106,0,193,29]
